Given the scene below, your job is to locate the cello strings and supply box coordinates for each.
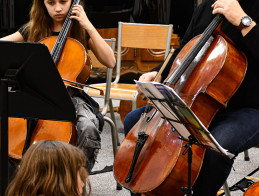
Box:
[139,113,149,133]
[168,14,224,85]
[51,0,78,64]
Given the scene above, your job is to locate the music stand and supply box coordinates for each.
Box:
[0,41,76,194]
[135,80,235,196]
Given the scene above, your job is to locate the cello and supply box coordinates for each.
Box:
[243,182,259,196]
[8,0,91,160]
[113,13,247,196]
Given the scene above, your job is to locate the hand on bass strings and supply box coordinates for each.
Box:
[70,4,115,68]
[70,4,93,31]
[212,0,256,35]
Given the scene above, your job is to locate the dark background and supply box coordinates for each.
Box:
[0,0,195,38]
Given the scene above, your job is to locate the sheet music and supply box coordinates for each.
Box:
[135,80,234,159]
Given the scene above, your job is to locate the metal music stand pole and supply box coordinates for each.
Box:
[181,135,196,196]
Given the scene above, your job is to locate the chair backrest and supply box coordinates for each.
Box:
[114,22,173,83]
[88,38,116,69]
[87,38,116,115]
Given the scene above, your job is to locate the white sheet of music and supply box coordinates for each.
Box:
[135,80,234,159]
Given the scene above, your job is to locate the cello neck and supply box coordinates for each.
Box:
[51,0,81,65]
[167,14,224,85]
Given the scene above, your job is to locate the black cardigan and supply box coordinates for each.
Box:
[153,0,259,110]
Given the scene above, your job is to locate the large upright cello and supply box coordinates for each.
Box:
[8,0,91,160]
[113,13,247,195]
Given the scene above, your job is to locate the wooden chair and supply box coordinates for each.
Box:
[84,38,122,190]
[87,22,173,124]
[84,38,119,157]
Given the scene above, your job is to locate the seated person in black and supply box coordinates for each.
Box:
[124,0,259,195]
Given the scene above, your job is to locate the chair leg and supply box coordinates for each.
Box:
[223,181,231,196]
[103,116,122,190]
[244,150,249,161]
[109,100,120,146]
[103,116,118,157]
[132,92,138,111]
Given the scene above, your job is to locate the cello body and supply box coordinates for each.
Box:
[8,36,91,160]
[243,182,259,196]
[8,118,75,160]
[40,36,92,85]
[113,33,247,195]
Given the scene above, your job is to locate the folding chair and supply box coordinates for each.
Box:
[115,21,173,110]
[87,22,173,125]
[84,38,119,157]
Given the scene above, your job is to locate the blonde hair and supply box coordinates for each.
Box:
[24,0,87,47]
[5,140,91,196]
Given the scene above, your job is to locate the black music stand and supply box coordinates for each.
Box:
[135,80,235,196]
[0,41,76,195]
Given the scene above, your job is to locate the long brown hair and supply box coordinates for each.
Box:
[24,0,87,47]
[5,140,91,196]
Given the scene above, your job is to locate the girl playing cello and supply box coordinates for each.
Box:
[0,0,116,173]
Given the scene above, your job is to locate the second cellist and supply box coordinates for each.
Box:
[118,0,259,195]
